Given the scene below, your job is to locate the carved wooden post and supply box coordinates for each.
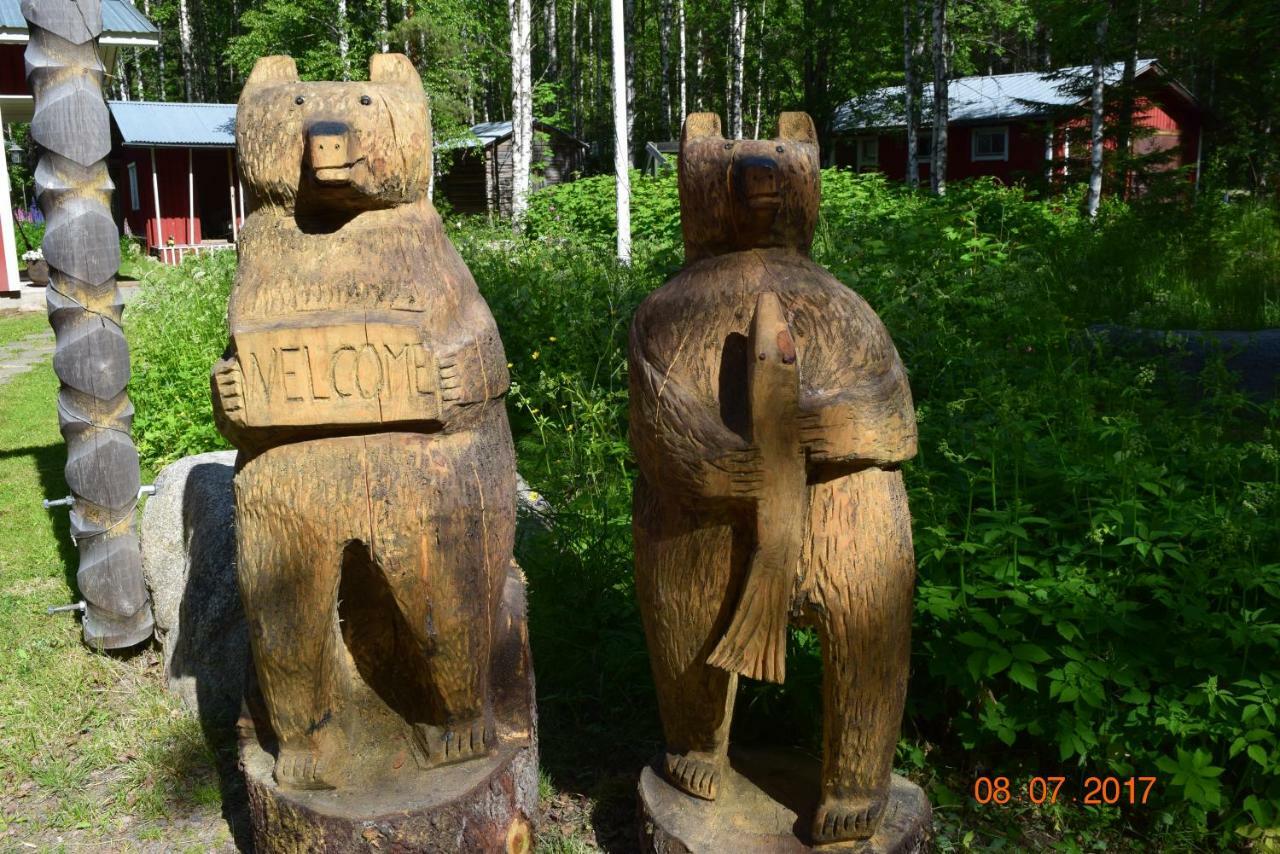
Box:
[23,0,154,649]
[629,113,931,851]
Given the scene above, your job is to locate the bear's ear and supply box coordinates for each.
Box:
[681,113,722,146]
[245,55,298,89]
[370,53,420,86]
[778,112,817,144]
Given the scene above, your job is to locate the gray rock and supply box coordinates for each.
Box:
[140,450,551,730]
[140,450,248,730]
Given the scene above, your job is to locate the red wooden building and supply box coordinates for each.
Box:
[831,60,1202,188]
[107,100,242,264]
[0,0,158,295]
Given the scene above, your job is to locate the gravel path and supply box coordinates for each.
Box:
[0,329,54,386]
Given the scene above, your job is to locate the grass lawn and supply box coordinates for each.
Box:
[0,312,48,346]
[0,341,234,851]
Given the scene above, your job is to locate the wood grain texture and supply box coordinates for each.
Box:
[23,0,154,649]
[217,56,533,840]
[629,112,921,844]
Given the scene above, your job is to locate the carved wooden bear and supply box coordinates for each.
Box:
[629,113,918,843]
[212,54,517,792]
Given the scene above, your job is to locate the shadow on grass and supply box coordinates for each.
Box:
[0,443,77,594]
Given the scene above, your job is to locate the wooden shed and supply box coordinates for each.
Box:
[437,120,589,217]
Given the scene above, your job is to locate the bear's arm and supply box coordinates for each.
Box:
[628,318,761,503]
[434,297,511,429]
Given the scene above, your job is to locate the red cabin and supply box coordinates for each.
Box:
[831,60,1202,190]
[107,101,242,264]
[0,0,159,295]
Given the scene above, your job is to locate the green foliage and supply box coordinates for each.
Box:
[127,252,235,467]
[124,177,1280,847]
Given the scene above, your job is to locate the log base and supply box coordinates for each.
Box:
[638,748,931,854]
[241,736,538,854]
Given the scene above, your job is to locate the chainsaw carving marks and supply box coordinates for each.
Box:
[214,54,525,801]
[629,112,919,844]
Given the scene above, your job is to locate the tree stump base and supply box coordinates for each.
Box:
[241,735,537,854]
[638,748,931,854]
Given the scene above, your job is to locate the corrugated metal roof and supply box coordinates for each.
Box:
[834,60,1158,131]
[437,120,588,150]
[109,101,236,147]
[0,0,158,35]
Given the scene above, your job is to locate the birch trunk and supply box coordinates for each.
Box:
[930,0,948,195]
[511,0,533,228]
[177,0,197,99]
[677,0,687,122]
[694,26,704,109]
[624,0,636,142]
[337,0,351,79]
[1086,6,1109,218]
[611,0,631,263]
[379,0,390,53]
[659,0,672,136]
[1116,0,1141,198]
[752,0,765,138]
[903,0,918,187]
[729,0,747,139]
[547,0,558,77]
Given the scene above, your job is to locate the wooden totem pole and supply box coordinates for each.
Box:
[23,0,154,649]
[215,55,536,853]
[629,113,931,851]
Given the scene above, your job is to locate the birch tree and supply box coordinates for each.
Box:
[752,0,765,138]
[611,0,631,263]
[1086,4,1109,218]
[510,0,534,228]
[930,0,949,195]
[903,0,920,187]
[177,0,198,99]
[659,0,673,136]
[546,0,558,77]
[378,0,390,53]
[729,0,748,139]
[337,0,351,79]
[677,0,687,122]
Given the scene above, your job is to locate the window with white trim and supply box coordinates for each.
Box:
[972,126,1009,161]
[854,136,879,172]
[127,162,140,211]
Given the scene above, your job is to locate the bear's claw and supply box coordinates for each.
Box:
[412,719,492,768]
[274,746,336,791]
[663,751,722,801]
[812,794,886,843]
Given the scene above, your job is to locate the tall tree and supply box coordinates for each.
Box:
[930,0,949,194]
[1086,3,1109,218]
[611,0,631,262]
[177,0,198,99]
[659,0,673,136]
[677,0,687,122]
[510,0,534,227]
[903,0,922,187]
[729,0,748,138]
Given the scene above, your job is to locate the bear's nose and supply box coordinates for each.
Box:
[733,155,780,206]
[306,119,356,170]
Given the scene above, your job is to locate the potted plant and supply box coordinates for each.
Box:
[22,248,48,286]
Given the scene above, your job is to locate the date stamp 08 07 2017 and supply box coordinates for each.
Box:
[973,776,1158,806]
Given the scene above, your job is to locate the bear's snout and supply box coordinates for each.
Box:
[306,119,360,184]
[733,155,781,210]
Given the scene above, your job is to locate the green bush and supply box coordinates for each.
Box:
[125,177,1280,846]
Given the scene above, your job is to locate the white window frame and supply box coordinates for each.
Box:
[127,162,140,211]
[971,125,1010,162]
[854,135,879,172]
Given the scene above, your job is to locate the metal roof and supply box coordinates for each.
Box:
[0,0,159,40]
[437,120,588,150]
[834,60,1161,131]
[108,101,237,148]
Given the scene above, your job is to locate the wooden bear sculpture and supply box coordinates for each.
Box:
[212,54,525,802]
[630,113,919,845]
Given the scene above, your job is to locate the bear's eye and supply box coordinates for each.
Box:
[723,143,733,150]
[776,145,785,154]
[294,96,305,105]
[360,95,372,106]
